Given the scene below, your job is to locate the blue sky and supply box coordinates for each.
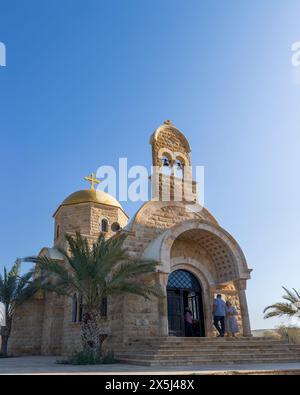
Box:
[0,0,300,329]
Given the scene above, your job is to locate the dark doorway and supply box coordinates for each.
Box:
[167,270,205,337]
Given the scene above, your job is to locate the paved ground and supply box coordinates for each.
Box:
[0,356,300,375]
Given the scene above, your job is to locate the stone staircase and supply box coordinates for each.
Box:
[115,337,300,366]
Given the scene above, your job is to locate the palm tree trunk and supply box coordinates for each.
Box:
[80,307,106,357]
[0,320,11,356]
[0,335,9,356]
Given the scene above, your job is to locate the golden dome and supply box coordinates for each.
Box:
[61,189,123,209]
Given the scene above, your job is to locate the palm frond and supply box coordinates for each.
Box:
[264,286,300,321]
[23,231,162,309]
[281,287,300,305]
[292,288,300,300]
[107,260,159,286]
[263,302,299,319]
[107,280,163,300]
[0,261,39,319]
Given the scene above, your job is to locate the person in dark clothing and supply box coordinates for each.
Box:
[213,294,226,337]
[184,307,195,337]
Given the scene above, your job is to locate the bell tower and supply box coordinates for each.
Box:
[149,120,197,203]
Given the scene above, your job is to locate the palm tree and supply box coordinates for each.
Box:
[0,260,38,356]
[25,232,162,358]
[263,287,300,320]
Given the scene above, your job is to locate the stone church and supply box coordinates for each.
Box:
[9,120,252,357]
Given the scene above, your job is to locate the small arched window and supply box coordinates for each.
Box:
[56,224,60,239]
[174,159,184,178]
[72,294,78,322]
[101,218,108,233]
[101,297,107,317]
[78,295,83,322]
[161,155,172,176]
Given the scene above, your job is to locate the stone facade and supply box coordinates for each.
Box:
[8,120,252,356]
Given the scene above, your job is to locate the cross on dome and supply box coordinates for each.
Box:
[84,172,100,190]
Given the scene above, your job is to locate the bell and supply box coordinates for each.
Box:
[163,158,170,167]
[177,161,183,170]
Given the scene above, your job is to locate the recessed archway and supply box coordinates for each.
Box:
[158,220,250,281]
[167,269,205,337]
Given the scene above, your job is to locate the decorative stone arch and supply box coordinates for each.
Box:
[124,200,219,234]
[175,153,189,167]
[170,257,216,336]
[156,148,190,169]
[149,121,191,151]
[159,220,249,280]
[143,218,252,337]
[158,147,175,164]
[149,121,191,167]
[143,219,250,280]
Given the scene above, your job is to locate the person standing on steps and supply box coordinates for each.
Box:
[213,294,226,337]
[225,300,239,337]
[184,307,195,337]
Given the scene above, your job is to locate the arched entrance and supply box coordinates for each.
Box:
[167,270,205,337]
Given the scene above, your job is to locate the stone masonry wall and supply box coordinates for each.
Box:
[52,202,129,355]
[41,292,65,355]
[54,202,128,249]
[8,295,44,355]
[124,201,216,258]
[60,294,126,356]
[151,125,191,167]
[119,201,215,343]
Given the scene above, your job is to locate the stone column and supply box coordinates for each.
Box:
[234,280,252,337]
[155,271,169,337]
[206,289,216,337]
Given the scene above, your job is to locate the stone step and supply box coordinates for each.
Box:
[128,336,278,342]
[126,340,285,346]
[116,352,300,360]
[116,358,300,366]
[127,337,281,342]
[115,337,300,366]
[118,342,300,349]
[115,350,300,358]
[123,341,299,347]
[125,342,283,347]
[124,343,289,350]
[117,349,300,358]
[119,358,300,366]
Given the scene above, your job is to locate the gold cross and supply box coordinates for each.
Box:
[84,172,100,190]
